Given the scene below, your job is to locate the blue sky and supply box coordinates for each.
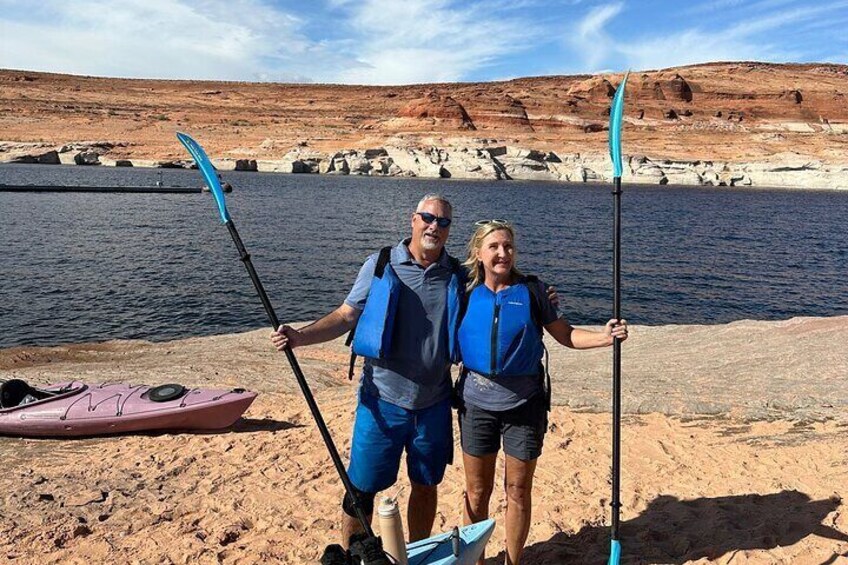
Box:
[1,0,846,85]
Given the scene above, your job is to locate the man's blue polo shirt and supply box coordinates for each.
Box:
[345,240,455,410]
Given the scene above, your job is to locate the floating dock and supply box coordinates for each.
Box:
[0,184,205,194]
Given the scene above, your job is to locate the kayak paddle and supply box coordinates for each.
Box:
[176,132,374,537]
[607,71,628,565]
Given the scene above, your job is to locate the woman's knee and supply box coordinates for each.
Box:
[465,478,494,505]
[504,480,532,507]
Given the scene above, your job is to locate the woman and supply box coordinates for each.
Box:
[457,220,628,565]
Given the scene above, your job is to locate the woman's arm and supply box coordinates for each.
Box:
[544,317,628,349]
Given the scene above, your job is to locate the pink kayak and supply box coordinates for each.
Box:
[0,379,257,437]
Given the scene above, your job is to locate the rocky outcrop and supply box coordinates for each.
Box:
[567,77,615,100]
[157,160,185,169]
[662,74,693,102]
[780,89,803,104]
[463,94,533,131]
[235,159,257,172]
[11,150,60,164]
[397,93,475,130]
[74,151,101,166]
[486,146,556,181]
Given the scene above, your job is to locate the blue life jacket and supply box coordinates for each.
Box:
[347,246,464,379]
[458,277,545,378]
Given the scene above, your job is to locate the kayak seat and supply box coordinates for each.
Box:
[0,379,38,408]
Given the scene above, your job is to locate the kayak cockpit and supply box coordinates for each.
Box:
[0,379,86,411]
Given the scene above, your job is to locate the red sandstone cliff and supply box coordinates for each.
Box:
[1,62,846,187]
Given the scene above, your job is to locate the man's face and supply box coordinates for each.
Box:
[411,199,452,252]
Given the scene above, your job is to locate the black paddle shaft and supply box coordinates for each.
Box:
[224,220,375,537]
[611,176,623,540]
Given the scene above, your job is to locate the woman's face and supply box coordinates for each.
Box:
[477,228,515,278]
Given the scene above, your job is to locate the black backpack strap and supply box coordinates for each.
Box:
[373,246,393,278]
[542,342,551,411]
[347,246,394,380]
[446,253,462,275]
[522,275,543,332]
[523,275,552,411]
[447,254,469,324]
[345,330,357,381]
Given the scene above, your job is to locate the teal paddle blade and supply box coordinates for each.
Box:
[176,132,231,223]
[608,72,629,179]
[608,539,621,565]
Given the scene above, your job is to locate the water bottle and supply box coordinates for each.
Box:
[377,496,407,565]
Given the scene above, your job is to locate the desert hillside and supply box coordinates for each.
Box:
[2,62,847,187]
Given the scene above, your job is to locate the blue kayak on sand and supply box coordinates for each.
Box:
[406,519,496,565]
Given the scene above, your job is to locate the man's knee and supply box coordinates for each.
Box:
[342,487,376,518]
[409,481,438,503]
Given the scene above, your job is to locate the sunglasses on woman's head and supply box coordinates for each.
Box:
[474,219,510,227]
[416,212,452,228]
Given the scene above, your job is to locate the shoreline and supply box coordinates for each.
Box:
[2,145,847,191]
[3,315,846,422]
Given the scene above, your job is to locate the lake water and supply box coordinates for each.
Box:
[1,164,846,348]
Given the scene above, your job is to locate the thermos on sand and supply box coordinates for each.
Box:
[377,496,407,565]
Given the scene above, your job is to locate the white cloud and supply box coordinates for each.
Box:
[566,2,623,71]
[1,0,842,83]
[621,31,790,71]
[565,0,847,73]
[330,0,539,84]
[0,0,540,84]
[0,0,324,81]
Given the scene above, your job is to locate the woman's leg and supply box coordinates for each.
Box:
[463,451,497,565]
[463,451,497,523]
[503,455,538,565]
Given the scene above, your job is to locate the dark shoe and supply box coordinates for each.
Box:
[320,543,350,565]
[349,535,391,565]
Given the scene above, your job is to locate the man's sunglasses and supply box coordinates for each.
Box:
[416,212,452,228]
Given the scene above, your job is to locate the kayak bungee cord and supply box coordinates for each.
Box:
[607,72,629,565]
[176,132,374,537]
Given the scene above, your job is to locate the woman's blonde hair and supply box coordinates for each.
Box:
[463,221,522,291]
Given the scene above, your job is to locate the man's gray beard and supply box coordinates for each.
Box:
[421,237,441,251]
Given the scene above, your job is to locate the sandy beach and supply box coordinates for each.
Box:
[1,316,846,564]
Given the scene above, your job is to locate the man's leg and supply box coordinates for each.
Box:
[344,392,406,547]
[406,397,454,542]
[407,480,438,541]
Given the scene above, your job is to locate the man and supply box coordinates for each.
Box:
[271,194,460,547]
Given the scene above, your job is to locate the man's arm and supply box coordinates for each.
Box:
[271,252,376,351]
[271,304,361,350]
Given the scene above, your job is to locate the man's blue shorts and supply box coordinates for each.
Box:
[347,389,453,494]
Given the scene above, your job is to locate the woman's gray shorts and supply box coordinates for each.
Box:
[458,393,547,461]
